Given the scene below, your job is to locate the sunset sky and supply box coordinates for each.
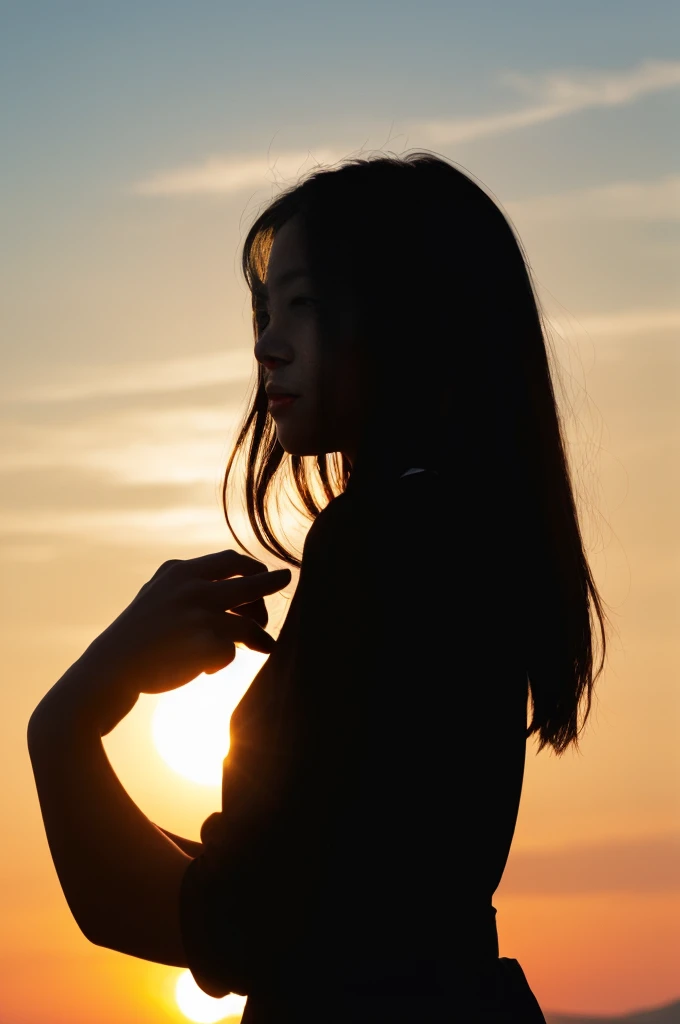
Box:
[1,2,679,1021]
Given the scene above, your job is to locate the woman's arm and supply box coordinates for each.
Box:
[27,549,291,968]
[27,658,192,967]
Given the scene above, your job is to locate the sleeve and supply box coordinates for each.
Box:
[179,834,255,998]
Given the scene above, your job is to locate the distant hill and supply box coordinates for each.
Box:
[545,997,680,1024]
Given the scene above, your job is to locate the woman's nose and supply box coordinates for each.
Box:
[254,332,293,369]
[257,356,286,370]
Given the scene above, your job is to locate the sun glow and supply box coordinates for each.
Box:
[152,648,268,785]
[175,969,247,1022]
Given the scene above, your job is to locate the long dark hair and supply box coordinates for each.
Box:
[222,149,614,756]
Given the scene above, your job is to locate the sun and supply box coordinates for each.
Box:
[175,969,246,1022]
[152,647,269,785]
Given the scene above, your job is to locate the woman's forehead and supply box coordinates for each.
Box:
[266,216,307,278]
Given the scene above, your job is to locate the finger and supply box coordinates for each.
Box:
[204,569,291,610]
[147,558,184,583]
[181,549,272,581]
[203,637,237,674]
[214,611,277,655]
[229,596,268,629]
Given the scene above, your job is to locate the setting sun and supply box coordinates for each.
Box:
[152,648,269,785]
[175,969,247,1023]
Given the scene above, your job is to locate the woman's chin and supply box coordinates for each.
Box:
[276,432,336,459]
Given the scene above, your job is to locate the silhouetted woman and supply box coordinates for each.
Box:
[28,152,612,1022]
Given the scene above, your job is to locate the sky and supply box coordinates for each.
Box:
[1,1,679,1020]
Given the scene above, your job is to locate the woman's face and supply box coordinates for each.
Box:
[253,215,364,463]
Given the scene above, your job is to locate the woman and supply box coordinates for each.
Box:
[28,152,612,1022]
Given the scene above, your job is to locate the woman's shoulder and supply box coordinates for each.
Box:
[301,467,443,563]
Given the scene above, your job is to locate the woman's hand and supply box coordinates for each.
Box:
[35,550,291,736]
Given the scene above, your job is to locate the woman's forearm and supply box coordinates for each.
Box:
[27,660,193,966]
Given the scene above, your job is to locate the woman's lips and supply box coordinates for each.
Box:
[267,394,299,411]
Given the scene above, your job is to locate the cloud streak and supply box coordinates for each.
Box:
[134,147,347,197]
[550,306,680,340]
[501,833,680,894]
[419,57,680,145]
[505,173,680,224]
[0,402,310,554]
[131,59,680,196]
[17,348,256,403]
[0,505,232,548]
[0,487,308,562]
[0,404,241,484]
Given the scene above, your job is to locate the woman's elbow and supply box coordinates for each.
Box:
[66,895,127,955]
[86,885,189,966]
[80,913,189,967]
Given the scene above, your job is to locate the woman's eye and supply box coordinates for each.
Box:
[255,297,315,328]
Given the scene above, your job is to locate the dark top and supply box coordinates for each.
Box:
[179,467,547,1022]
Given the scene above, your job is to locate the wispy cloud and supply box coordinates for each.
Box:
[133,148,347,197]
[0,488,308,564]
[0,400,310,553]
[131,59,680,196]
[0,505,232,548]
[501,833,680,894]
[18,349,255,403]
[505,173,680,224]
[419,57,680,145]
[550,306,680,340]
[0,503,225,544]
[0,404,241,484]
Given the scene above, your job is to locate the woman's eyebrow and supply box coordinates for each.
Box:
[259,268,310,297]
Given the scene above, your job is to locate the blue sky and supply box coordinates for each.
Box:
[3,0,678,381]
[3,1,678,202]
